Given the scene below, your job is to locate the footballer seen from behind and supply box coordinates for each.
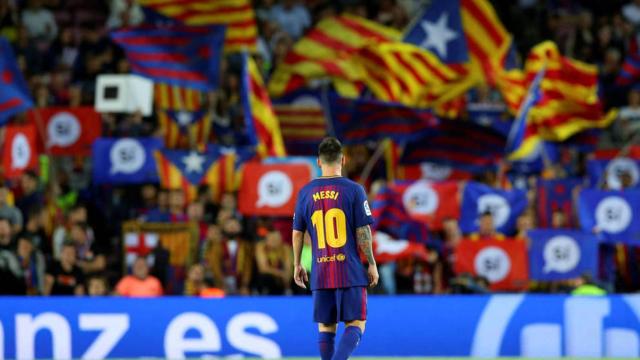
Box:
[292,137,379,360]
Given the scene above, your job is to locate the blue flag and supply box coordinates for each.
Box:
[528,229,600,281]
[328,94,439,144]
[467,103,512,137]
[505,66,545,158]
[586,157,640,190]
[508,142,559,175]
[400,120,505,173]
[110,25,225,90]
[403,0,469,64]
[0,38,33,124]
[460,182,528,234]
[92,137,162,184]
[578,189,640,243]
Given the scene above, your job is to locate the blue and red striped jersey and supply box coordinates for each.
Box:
[293,176,373,290]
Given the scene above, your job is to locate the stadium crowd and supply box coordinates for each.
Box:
[0,0,639,297]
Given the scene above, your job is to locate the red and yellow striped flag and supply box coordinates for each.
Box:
[154,83,211,149]
[243,55,286,157]
[525,41,616,142]
[155,149,239,202]
[460,0,512,82]
[138,0,257,53]
[355,42,478,107]
[268,14,401,98]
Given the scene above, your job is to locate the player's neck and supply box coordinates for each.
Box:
[320,166,342,178]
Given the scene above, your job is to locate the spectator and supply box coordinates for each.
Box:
[468,211,505,241]
[87,275,109,296]
[45,241,85,296]
[52,203,95,258]
[184,263,207,296]
[618,86,640,141]
[21,0,58,42]
[268,0,311,39]
[168,189,187,222]
[0,0,18,42]
[24,207,49,254]
[0,217,25,294]
[15,171,44,225]
[0,183,23,234]
[515,212,535,241]
[69,222,107,275]
[115,256,163,297]
[204,220,253,295]
[16,232,45,295]
[551,209,568,229]
[255,230,292,294]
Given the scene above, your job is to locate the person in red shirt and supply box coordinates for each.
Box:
[115,256,163,297]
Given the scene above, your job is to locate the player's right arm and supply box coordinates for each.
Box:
[292,229,308,289]
[292,191,309,289]
[356,224,378,287]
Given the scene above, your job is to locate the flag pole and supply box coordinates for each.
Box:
[358,139,386,185]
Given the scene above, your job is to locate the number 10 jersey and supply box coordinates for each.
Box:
[293,176,374,290]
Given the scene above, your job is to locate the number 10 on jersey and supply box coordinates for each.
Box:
[311,208,347,249]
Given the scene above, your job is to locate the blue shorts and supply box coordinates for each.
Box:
[313,286,367,324]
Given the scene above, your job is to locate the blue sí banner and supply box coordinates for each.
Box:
[92,137,162,184]
[460,182,528,234]
[587,157,640,190]
[1,296,640,358]
[528,229,600,281]
[578,189,640,243]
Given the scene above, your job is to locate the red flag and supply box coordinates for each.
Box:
[454,239,529,291]
[238,162,311,216]
[28,107,101,156]
[399,181,460,230]
[2,124,38,179]
[373,232,430,264]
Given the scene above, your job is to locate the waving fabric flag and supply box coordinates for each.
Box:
[373,232,430,264]
[241,55,286,157]
[153,83,210,149]
[505,66,545,160]
[372,180,459,232]
[401,120,505,173]
[328,95,439,144]
[371,187,429,244]
[528,229,599,281]
[0,37,33,124]
[138,0,257,53]
[578,189,640,244]
[536,178,581,228]
[155,147,246,202]
[617,52,640,85]
[272,89,327,156]
[111,25,225,91]
[355,42,476,107]
[268,15,400,98]
[454,239,529,291]
[460,182,528,235]
[92,137,162,184]
[2,125,38,179]
[404,0,511,84]
[27,107,102,156]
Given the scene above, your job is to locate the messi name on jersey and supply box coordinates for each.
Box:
[312,190,340,201]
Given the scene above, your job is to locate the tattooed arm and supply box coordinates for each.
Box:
[356,225,378,287]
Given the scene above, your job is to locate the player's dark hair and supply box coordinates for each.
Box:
[318,137,343,164]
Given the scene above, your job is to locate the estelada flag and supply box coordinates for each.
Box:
[2,124,38,179]
[454,239,529,291]
[27,107,101,156]
[238,162,311,216]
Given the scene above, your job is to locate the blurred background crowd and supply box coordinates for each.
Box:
[0,0,639,297]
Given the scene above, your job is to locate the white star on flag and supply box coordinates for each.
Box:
[176,111,192,126]
[182,151,205,173]
[420,13,458,58]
